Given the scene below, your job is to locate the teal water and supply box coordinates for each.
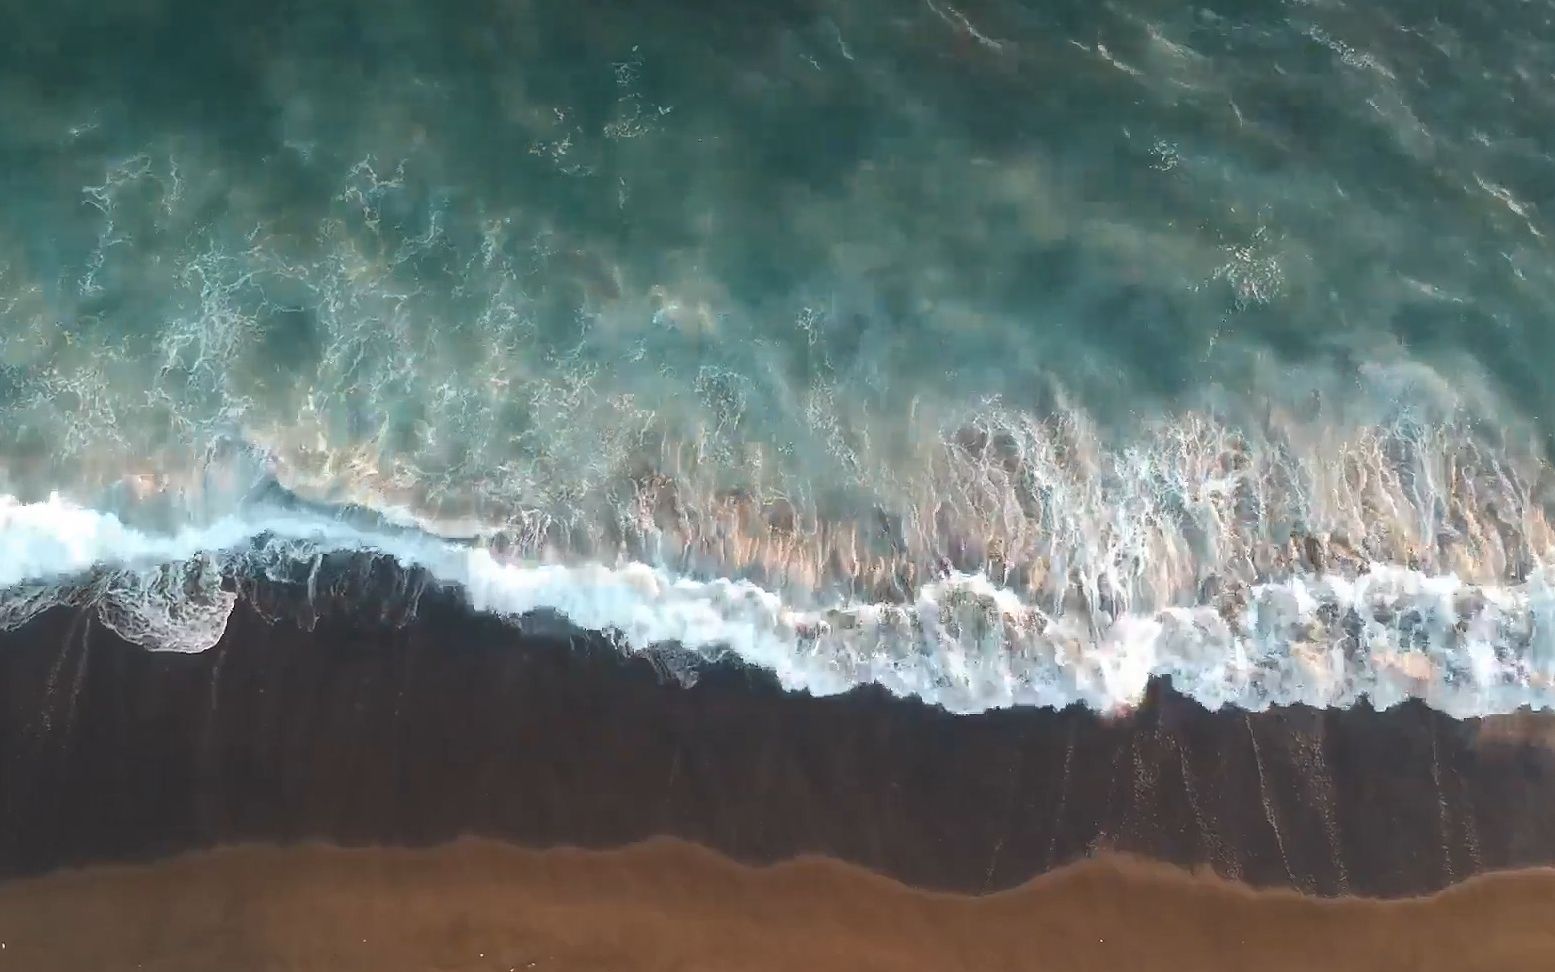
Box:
[3,0,1555,713]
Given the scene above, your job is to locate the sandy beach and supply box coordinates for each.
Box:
[1,837,1552,972]
[7,583,1555,897]
[5,580,1555,968]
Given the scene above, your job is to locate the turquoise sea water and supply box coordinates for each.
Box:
[3,0,1555,713]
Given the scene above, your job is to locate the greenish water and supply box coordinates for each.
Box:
[3,0,1555,713]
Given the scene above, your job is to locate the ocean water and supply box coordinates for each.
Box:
[3,0,1555,714]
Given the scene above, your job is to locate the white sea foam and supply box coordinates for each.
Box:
[4,491,1555,718]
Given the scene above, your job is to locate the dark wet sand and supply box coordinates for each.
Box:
[1,837,1552,972]
[8,569,1555,897]
[5,556,1555,971]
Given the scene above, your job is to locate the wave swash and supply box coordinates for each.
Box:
[6,377,1555,719]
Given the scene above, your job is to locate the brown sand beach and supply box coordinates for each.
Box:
[9,584,1555,898]
[6,576,1555,968]
[1,838,1553,972]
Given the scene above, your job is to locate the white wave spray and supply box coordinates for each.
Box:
[5,490,1555,718]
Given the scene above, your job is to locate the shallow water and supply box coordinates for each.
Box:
[3,0,1555,714]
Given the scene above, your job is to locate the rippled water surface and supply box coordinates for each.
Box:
[4,0,1555,713]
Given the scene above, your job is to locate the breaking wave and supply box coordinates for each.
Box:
[7,392,1555,719]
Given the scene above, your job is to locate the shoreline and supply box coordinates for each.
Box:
[3,568,1555,897]
[2,837,1553,971]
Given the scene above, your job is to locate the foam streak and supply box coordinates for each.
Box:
[5,492,1555,718]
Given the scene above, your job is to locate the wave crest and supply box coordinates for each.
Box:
[5,478,1555,718]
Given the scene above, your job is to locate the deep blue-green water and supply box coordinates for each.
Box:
[3,0,1555,714]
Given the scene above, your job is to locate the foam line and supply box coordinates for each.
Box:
[3,492,1554,717]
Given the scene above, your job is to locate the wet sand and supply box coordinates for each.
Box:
[1,837,1552,971]
[7,570,1555,897]
[6,563,1555,968]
